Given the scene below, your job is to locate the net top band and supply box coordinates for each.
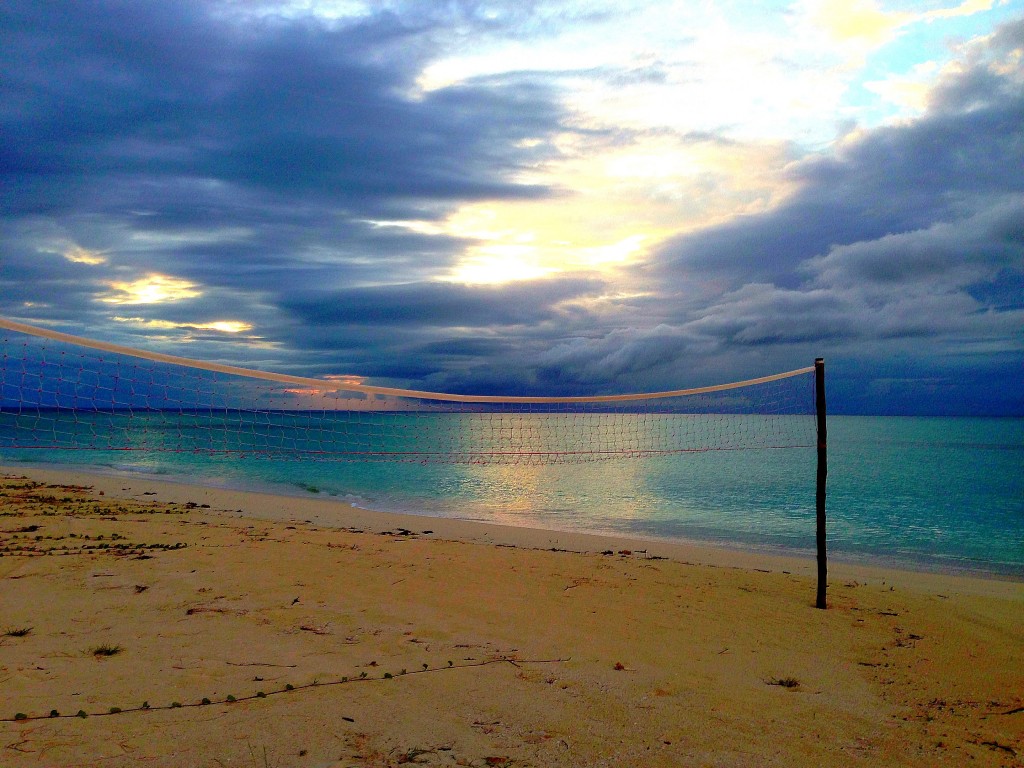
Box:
[0,317,814,404]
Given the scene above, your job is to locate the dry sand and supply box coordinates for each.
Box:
[1,466,1021,768]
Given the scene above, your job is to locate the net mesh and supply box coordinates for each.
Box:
[1,322,816,464]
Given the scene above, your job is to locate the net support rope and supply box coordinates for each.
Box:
[1,317,817,464]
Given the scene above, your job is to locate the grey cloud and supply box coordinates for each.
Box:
[416,338,516,357]
[804,199,1024,290]
[679,282,1022,349]
[1,1,562,216]
[536,326,706,382]
[927,19,1024,114]
[670,199,1024,354]
[280,278,603,328]
[681,285,858,346]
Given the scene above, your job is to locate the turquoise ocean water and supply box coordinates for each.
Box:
[1,414,1021,576]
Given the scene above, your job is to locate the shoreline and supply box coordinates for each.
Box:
[4,462,1020,599]
[3,428,1021,581]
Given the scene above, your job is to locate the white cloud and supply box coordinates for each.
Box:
[924,0,997,22]
[62,245,108,265]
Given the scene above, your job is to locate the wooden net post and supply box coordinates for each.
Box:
[814,358,828,609]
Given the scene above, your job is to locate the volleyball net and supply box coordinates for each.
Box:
[0,318,817,464]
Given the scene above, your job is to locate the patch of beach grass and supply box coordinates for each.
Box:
[90,643,123,657]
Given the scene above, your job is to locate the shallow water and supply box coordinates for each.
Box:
[2,415,1022,576]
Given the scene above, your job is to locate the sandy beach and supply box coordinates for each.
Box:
[1,466,1021,767]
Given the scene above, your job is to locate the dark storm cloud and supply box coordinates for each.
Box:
[266,276,620,395]
[0,2,559,214]
[534,325,705,382]
[805,201,1024,291]
[649,118,1024,355]
[671,200,1024,352]
[0,0,566,315]
[280,277,601,328]
[417,337,515,357]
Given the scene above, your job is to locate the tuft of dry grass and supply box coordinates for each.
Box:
[90,643,123,657]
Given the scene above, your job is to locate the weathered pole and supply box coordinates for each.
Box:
[814,358,828,609]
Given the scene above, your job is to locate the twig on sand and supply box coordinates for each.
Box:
[977,740,1017,756]
[766,676,801,689]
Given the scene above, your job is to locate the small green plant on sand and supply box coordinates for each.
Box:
[767,676,801,689]
[3,626,33,637]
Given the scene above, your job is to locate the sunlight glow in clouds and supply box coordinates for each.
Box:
[864,60,942,113]
[101,275,202,305]
[806,0,997,51]
[62,245,108,265]
[439,200,651,285]
[446,249,555,285]
[112,317,254,334]
[438,131,797,286]
[36,241,109,265]
[809,0,911,48]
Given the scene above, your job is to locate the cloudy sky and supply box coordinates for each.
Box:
[2,0,1022,414]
